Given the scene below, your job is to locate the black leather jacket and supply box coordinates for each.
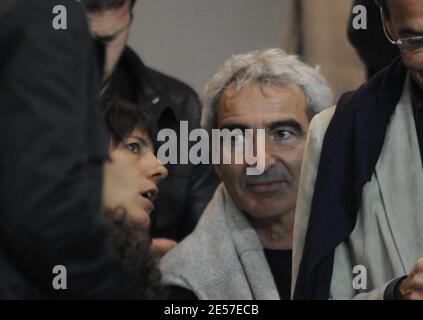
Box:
[105,47,219,241]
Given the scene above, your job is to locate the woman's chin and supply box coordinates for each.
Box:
[129,207,151,229]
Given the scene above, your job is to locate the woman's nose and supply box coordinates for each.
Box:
[146,153,168,183]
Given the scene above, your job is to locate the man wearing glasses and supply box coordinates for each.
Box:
[292,0,423,300]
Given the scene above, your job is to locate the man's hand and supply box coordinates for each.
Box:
[151,238,177,258]
[398,258,423,300]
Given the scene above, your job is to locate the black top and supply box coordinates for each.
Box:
[165,285,199,300]
[263,249,292,300]
[165,249,292,300]
[411,79,423,166]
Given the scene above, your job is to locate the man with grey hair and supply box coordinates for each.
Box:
[160,48,332,300]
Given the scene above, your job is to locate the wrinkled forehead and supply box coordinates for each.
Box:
[217,82,308,128]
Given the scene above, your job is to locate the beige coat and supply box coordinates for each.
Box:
[292,77,423,299]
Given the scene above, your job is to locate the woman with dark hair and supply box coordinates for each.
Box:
[102,99,168,229]
[101,99,168,299]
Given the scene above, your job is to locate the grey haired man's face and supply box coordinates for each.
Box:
[215,82,310,223]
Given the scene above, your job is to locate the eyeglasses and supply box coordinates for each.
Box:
[380,8,423,54]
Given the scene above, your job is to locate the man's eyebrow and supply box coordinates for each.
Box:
[266,120,305,136]
[219,120,305,136]
[93,26,126,43]
[398,28,423,38]
[219,124,250,131]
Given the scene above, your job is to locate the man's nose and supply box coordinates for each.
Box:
[263,144,277,171]
[250,132,276,171]
[245,129,275,169]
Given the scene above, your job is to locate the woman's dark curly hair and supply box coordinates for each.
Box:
[101,99,156,148]
[103,208,165,299]
[101,100,164,299]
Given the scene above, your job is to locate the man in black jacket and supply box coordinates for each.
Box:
[82,0,219,254]
[348,0,400,78]
[0,0,147,299]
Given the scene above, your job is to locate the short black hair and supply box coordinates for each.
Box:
[80,0,137,12]
[101,99,155,147]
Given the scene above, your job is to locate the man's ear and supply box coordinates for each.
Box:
[378,3,397,42]
[375,0,391,21]
[382,13,397,42]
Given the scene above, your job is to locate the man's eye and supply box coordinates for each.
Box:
[274,130,294,140]
[126,143,140,154]
[231,134,245,145]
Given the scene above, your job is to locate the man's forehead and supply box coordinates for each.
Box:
[218,83,306,116]
[217,84,308,129]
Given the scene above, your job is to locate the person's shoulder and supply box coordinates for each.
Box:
[159,230,211,293]
[308,106,336,143]
[122,47,198,99]
[160,232,198,270]
[336,59,404,115]
[145,66,199,100]
[160,207,238,291]
[160,213,226,275]
[145,66,202,122]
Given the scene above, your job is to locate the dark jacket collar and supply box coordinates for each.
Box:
[109,46,180,124]
[294,58,407,299]
[119,47,158,104]
[411,78,423,112]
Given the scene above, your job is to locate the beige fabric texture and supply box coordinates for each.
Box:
[292,77,423,299]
